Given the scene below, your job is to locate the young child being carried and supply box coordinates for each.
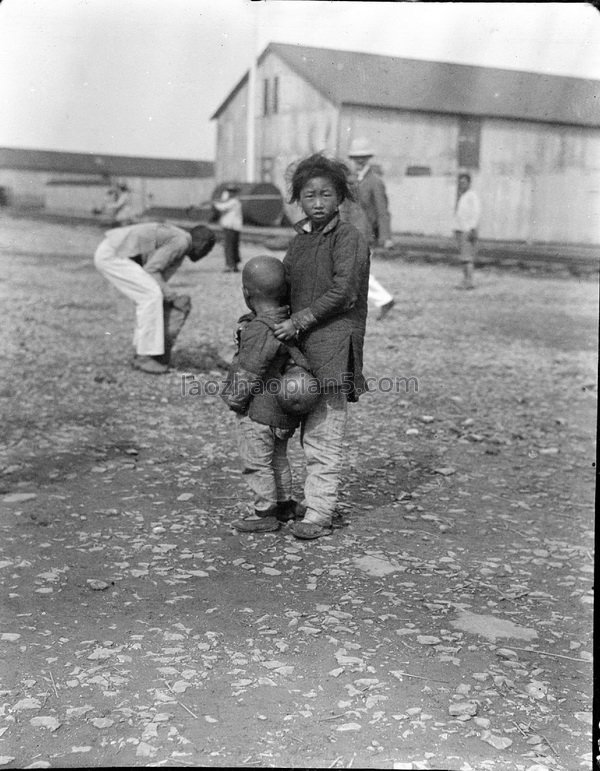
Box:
[221,255,310,533]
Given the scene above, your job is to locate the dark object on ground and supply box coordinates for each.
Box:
[156,295,192,366]
[170,343,230,373]
[211,182,284,226]
[143,182,284,228]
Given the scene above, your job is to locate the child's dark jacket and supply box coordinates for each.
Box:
[283,214,370,400]
[221,308,299,430]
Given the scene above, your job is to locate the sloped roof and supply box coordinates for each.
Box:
[0,147,214,178]
[212,42,600,128]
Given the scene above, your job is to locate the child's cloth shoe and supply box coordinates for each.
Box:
[132,355,169,374]
[232,508,281,533]
[290,521,332,540]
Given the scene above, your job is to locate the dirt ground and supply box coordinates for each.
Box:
[0,214,596,770]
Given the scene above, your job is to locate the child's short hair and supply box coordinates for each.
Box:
[289,153,355,205]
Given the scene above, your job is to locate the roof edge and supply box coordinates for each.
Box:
[339,100,600,129]
[211,42,341,120]
[262,43,341,108]
[210,70,250,120]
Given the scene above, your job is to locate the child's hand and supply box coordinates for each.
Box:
[274,319,297,341]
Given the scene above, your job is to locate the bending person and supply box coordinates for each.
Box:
[94,221,215,373]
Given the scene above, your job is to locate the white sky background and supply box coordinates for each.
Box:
[0,0,599,160]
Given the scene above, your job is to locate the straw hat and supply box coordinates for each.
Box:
[348,138,375,158]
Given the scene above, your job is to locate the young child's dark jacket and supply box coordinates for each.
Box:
[221,309,300,430]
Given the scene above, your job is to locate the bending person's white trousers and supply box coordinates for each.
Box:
[368,273,393,308]
[94,241,165,356]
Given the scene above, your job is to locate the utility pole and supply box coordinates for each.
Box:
[245,3,260,183]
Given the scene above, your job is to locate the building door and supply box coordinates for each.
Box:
[457,117,481,170]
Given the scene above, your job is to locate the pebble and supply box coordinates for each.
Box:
[417,635,441,645]
[480,731,513,750]
[2,493,37,503]
[91,718,114,729]
[29,716,61,731]
[0,633,21,642]
[337,722,362,732]
[448,701,478,717]
[497,648,518,660]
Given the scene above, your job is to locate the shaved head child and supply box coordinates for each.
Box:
[221,256,307,533]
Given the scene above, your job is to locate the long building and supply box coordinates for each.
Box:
[211,43,600,244]
[0,147,215,216]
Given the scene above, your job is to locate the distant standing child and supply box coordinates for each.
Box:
[454,172,482,290]
[274,153,370,540]
[221,256,302,532]
[105,182,136,227]
[213,184,243,272]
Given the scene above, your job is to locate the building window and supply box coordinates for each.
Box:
[457,116,481,169]
[272,76,279,114]
[263,79,270,116]
[405,165,431,176]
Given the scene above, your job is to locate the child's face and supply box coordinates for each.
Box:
[299,176,340,228]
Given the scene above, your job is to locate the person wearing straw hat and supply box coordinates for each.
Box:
[343,138,395,321]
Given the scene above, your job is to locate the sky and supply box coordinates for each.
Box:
[1,0,599,161]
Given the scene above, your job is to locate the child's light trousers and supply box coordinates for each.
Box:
[236,415,294,513]
[301,390,348,527]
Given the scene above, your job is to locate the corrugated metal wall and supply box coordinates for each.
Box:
[341,107,600,244]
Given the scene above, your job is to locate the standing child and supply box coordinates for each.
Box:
[105,182,136,227]
[453,172,482,290]
[221,256,303,533]
[274,153,371,540]
[213,184,243,272]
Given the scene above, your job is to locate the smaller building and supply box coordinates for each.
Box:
[0,147,215,217]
